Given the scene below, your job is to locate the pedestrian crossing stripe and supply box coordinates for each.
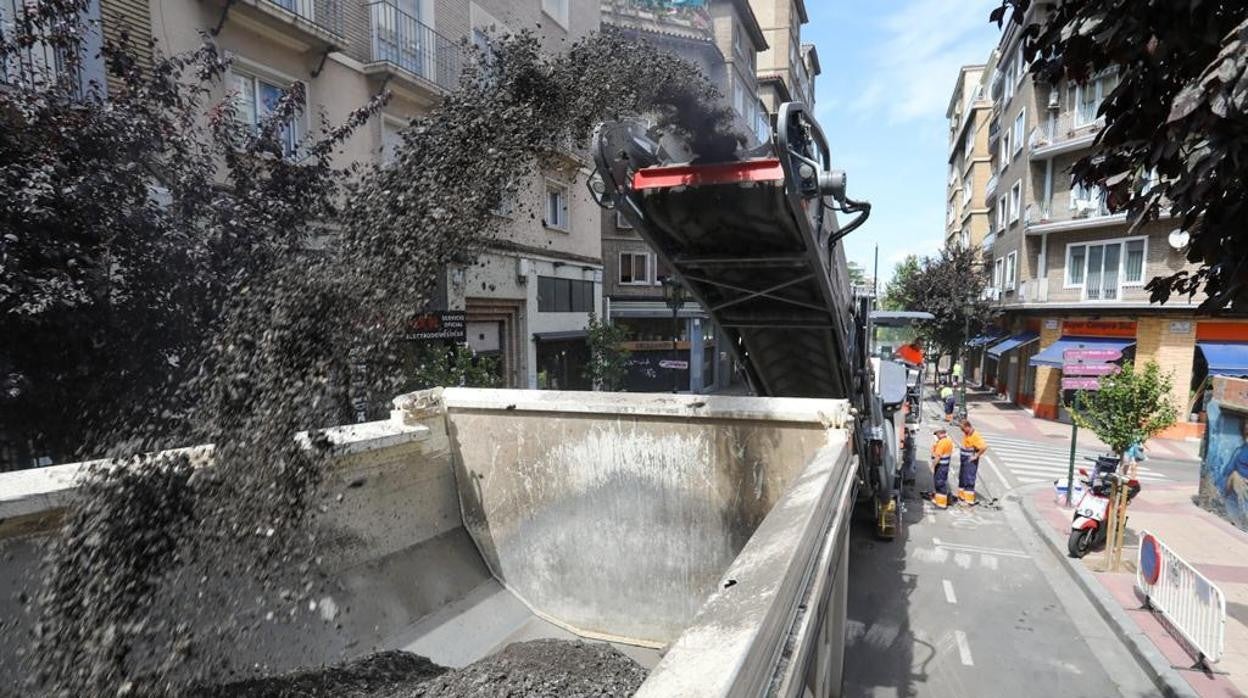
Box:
[978,434,1170,482]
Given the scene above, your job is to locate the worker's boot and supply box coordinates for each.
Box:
[932,492,949,509]
[958,489,976,506]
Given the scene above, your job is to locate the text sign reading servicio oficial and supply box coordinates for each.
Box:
[1062,363,1120,377]
[1063,348,1123,363]
[1062,377,1103,391]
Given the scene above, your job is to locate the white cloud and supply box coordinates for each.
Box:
[852,0,1000,123]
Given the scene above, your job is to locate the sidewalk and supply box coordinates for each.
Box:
[1028,481,1248,697]
[953,389,1201,462]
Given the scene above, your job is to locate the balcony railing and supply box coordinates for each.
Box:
[1030,110,1102,157]
[261,0,344,39]
[1019,279,1049,303]
[985,173,999,197]
[369,2,462,91]
[1025,198,1118,231]
[987,117,1001,147]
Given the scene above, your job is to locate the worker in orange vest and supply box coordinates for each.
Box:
[958,419,989,505]
[930,426,955,509]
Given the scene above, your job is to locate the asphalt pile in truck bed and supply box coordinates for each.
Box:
[198,640,647,697]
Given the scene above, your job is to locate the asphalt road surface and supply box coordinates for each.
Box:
[842,418,1164,697]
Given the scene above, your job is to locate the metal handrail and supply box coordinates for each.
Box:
[368,1,461,91]
[262,0,344,37]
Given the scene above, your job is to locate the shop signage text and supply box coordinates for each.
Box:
[406,311,467,342]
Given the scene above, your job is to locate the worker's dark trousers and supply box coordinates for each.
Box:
[933,458,951,494]
[959,452,978,491]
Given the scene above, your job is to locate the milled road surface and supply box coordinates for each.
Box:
[843,418,1160,697]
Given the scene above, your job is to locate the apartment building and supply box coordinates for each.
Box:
[600,0,768,393]
[953,11,1248,436]
[141,0,604,391]
[752,0,813,111]
[944,63,992,250]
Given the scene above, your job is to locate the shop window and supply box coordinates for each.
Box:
[537,276,594,312]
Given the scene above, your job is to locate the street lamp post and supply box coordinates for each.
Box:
[662,276,687,394]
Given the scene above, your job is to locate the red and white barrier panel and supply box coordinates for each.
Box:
[1136,530,1226,664]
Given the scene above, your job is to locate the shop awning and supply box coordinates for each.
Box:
[1198,342,1248,377]
[1030,336,1136,368]
[968,332,1006,347]
[986,332,1039,358]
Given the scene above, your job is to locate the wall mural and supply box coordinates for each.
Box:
[1199,377,1248,529]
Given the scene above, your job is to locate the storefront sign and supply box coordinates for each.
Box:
[1063,363,1120,376]
[1062,320,1137,338]
[624,340,692,352]
[1044,319,1059,330]
[406,311,467,342]
[1062,377,1102,391]
[659,359,690,370]
[1064,348,1123,363]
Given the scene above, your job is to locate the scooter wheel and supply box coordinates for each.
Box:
[1067,528,1095,558]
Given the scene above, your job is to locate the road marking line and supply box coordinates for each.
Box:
[982,451,1012,489]
[955,630,974,666]
[943,579,958,604]
[932,537,1030,559]
[980,554,998,570]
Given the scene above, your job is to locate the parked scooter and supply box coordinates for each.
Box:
[1067,455,1142,558]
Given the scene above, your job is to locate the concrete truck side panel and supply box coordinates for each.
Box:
[441,388,848,647]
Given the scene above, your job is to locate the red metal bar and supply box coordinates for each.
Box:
[631,159,785,190]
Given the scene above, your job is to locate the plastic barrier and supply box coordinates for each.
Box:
[1136,530,1226,664]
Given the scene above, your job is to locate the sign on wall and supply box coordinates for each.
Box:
[1062,320,1138,337]
[406,311,467,342]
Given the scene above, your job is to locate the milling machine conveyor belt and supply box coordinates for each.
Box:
[592,103,870,399]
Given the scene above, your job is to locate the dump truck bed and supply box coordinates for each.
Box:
[0,389,857,695]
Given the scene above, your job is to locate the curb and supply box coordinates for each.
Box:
[1018,492,1199,698]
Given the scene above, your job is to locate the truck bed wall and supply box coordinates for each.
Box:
[440,389,837,646]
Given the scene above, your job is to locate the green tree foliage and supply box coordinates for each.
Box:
[994,1,1248,309]
[405,344,501,391]
[889,247,997,362]
[880,254,920,311]
[584,313,631,391]
[1070,361,1178,457]
[847,261,867,287]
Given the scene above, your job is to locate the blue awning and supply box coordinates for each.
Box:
[1030,336,1135,368]
[969,332,1006,347]
[986,331,1039,358]
[1198,342,1248,377]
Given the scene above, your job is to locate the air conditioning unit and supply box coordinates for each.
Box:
[982,287,1002,301]
[516,257,533,283]
[1072,200,1095,218]
[1047,91,1060,109]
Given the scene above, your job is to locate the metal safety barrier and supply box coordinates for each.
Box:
[1136,530,1226,664]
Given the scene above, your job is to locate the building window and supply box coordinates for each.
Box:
[1124,239,1146,283]
[1003,52,1016,102]
[1005,251,1017,290]
[1072,71,1119,126]
[960,228,970,248]
[1009,181,1021,223]
[537,276,594,312]
[381,116,405,165]
[544,180,569,231]
[1064,236,1146,300]
[1013,108,1025,155]
[963,123,974,161]
[993,257,1004,289]
[999,127,1011,170]
[1070,180,1109,217]
[755,105,770,142]
[231,69,300,156]
[541,0,569,29]
[619,252,651,285]
[997,196,1008,232]
[732,77,746,118]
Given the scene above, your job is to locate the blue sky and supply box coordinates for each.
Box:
[804,0,1003,284]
